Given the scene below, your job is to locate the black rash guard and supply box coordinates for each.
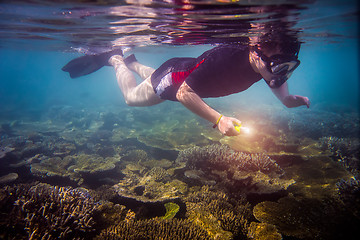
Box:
[151,45,263,101]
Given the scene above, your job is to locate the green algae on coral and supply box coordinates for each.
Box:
[161,202,180,220]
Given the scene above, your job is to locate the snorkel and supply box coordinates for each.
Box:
[255,48,301,88]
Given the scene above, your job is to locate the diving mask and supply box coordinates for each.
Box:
[256,49,300,88]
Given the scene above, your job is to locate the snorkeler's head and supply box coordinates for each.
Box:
[255,31,301,57]
[250,30,301,88]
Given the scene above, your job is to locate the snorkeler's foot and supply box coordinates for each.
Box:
[124,54,138,67]
[99,48,124,66]
[108,54,125,67]
[62,48,123,78]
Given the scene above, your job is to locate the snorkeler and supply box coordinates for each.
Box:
[62,32,310,136]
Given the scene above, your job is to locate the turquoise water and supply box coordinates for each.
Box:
[0,0,359,239]
[1,40,358,117]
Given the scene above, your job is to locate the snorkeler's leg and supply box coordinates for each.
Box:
[109,55,163,106]
[124,54,155,80]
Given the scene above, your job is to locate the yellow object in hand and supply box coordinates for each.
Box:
[233,122,242,133]
[233,122,251,134]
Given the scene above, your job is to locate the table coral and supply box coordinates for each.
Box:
[30,154,121,185]
[185,186,252,239]
[0,146,14,159]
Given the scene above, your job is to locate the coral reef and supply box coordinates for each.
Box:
[66,154,120,175]
[319,136,360,176]
[95,218,211,240]
[0,145,14,158]
[176,144,293,195]
[0,183,99,239]
[113,176,188,203]
[287,109,359,139]
[112,149,188,203]
[247,222,282,240]
[336,178,360,218]
[177,144,283,175]
[1,103,359,239]
[0,173,18,184]
[30,154,121,185]
[127,106,212,151]
[253,196,360,239]
[0,146,14,158]
[185,186,253,239]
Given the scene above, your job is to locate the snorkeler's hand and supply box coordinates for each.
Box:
[283,95,310,108]
[218,116,241,136]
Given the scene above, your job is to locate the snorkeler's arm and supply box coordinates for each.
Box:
[176,81,240,136]
[271,82,310,108]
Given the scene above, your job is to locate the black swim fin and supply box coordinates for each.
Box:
[62,49,123,78]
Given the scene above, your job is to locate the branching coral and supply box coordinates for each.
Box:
[336,178,360,218]
[320,136,360,176]
[95,218,211,240]
[177,144,283,175]
[0,183,99,239]
[176,144,292,195]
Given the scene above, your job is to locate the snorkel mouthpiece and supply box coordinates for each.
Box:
[268,76,287,88]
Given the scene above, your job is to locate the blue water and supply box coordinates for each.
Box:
[0,40,358,118]
[0,1,358,117]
